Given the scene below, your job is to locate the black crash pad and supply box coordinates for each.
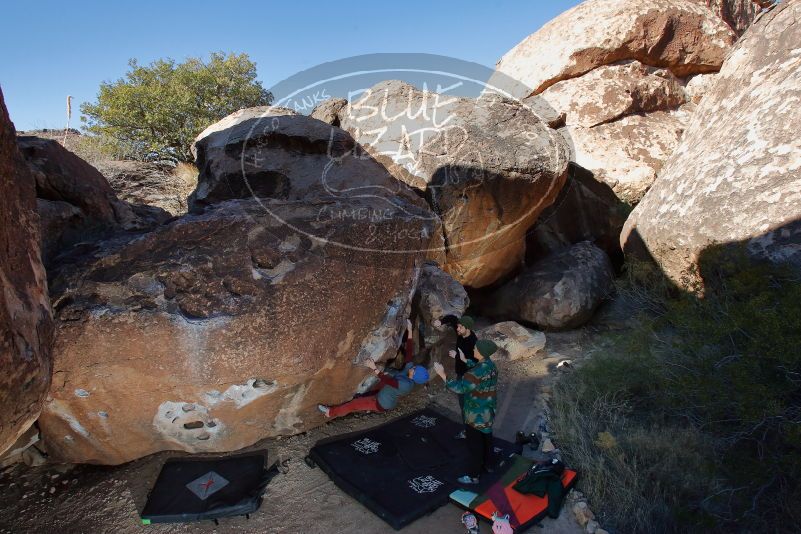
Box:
[140,451,278,524]
[308,408,518,530]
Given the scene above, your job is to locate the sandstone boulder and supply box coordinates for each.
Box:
[17,137,169,265]
[540,61,687,129]
[310,98,348,126]
[0,88,53,456]
[338,80,569,288]
[412,262,468,353]
[39,110,437,464]
[560,111,688,203]
[621,1,801,286]
[477,322,546,361]
[189,106,421,213]
[96,160,198,216]
[40,196,435,465]
[493,0,735,98]
[488,242,614,330]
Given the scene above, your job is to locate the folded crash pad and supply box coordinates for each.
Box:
[450,454,577,532]
[140,451,278,524]
[308,408,518,530]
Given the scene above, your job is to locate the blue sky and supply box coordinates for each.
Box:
[0,0,581,131]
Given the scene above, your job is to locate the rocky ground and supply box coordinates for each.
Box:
[0,327,595,534]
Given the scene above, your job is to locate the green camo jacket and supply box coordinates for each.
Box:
[446,358,498,433]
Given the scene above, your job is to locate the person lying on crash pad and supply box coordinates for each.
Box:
[318,320,430,418]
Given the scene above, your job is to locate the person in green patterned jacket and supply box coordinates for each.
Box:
[433,338,499,484]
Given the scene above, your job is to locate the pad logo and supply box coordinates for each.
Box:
[408,475,444,494]
[186,471,229,500]
[351,438,380,454]
[411,415,437,428]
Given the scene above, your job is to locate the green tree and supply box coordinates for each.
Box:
[81,52,272,162]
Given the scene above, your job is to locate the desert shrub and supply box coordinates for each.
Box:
[551,253,801,533]
[80,52,272,162]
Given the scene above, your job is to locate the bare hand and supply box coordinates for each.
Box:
[433,319,442,328]
[448,350,457,359]
[458,349,467,362]
[364,359,377,370]
[406,319,413,333]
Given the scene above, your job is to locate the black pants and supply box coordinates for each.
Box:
[465,425,493,478]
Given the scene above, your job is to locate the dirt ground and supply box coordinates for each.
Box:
[0,331,591,534]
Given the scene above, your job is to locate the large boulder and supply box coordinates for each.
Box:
[493,0,736,98]
[476,322,546,362]
[0,88,53,455]
[189,106,421,213]
[621,1,801,285]
[487,242,614,330]
[17,137,169,265]
[336,80,569,288]
[38,111,437,465]
[96,160,198,216]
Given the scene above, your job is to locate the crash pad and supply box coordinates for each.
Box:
[308,408,518,530]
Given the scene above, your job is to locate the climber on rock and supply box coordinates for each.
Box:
[318,319,430,418]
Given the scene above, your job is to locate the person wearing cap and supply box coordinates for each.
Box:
[432,314,478,439]
[433,339,499,484]
[318,320,430,419]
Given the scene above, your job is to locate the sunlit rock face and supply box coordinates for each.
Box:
[622,1,801,286]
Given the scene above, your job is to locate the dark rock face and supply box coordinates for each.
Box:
[189,106,421,214]
[412,262,468,359]
[0,88,53,455]
[17,137,169,265]
[488,242,614,330]
[622,1,801,287]
[97,160,197,216]
[526,164,628,270]
[696,0,762,36]
[39,109,439,465]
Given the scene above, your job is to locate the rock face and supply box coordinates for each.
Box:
[622,1,801,285]
[477,322,546,361]
[17,137,169,265]
[526,164,628,268]
[336,80,569,288]
[310,98,348,126]
[412,262,468,352]
[39,110,437,465]
[189,106,420,213]
[491,0,737,205]
[560,109,689,203]
[493,0,735,98]
[695,0,763,36]
[97,161,198,216]
[488,242,614,330]
[0,89,53,456]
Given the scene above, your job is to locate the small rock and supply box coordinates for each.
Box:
[573,501,595,527]
[49,486,56,494]
[586,519,599,533]
[556,360,573,371]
